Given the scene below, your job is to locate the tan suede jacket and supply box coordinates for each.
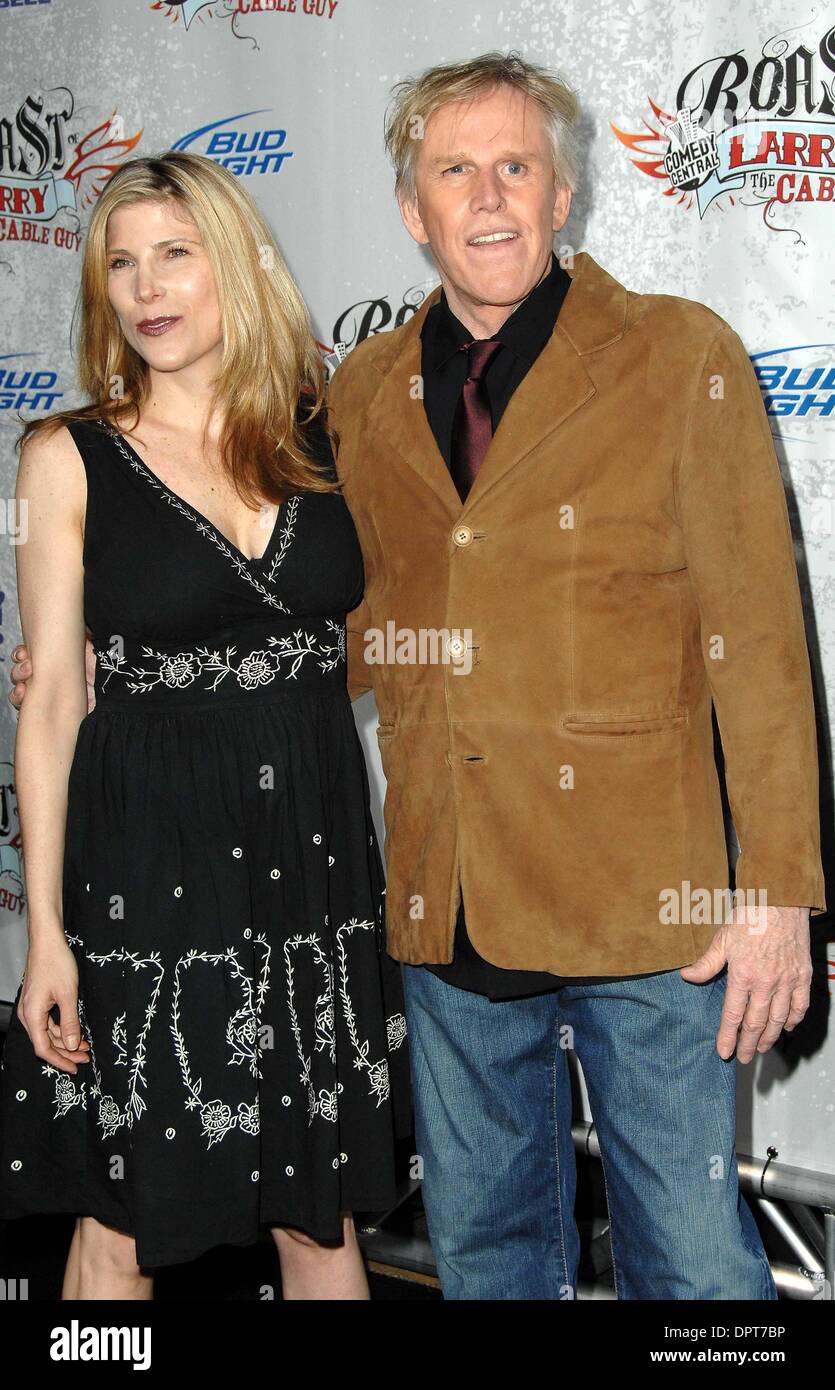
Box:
[327,250,826,975]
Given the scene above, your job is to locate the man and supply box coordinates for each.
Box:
[10,53,826,1300]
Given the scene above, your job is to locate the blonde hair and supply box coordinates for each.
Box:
[17,150,337,502]
[384,50,580,201]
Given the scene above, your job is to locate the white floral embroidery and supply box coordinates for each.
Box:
[39,1063,86,1119]
[266,495,301,583]
[171,939,271,1148]
[35,909,405,1158]
[99,420,299,613]
[39,949,165,1139]
[336,919,392,1108]
[84,949,166,1136]
[284,933,338,1125]
[387,1013,407,1052]
[95,622,345,696]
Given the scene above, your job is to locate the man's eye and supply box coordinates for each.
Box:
[443,164,466,175]
[504,163,525,175]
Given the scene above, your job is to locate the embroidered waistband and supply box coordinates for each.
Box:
[92,617,347,708]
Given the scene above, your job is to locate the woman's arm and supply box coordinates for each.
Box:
[7,635,97,712]
[14,423,92,1073]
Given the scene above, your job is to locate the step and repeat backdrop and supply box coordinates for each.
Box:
[1,0,833,1178]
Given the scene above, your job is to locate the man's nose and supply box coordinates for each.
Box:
[470,171,505,212]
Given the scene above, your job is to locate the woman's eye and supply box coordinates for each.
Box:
[107,246,189,270]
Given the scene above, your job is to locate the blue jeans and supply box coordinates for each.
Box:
[402,962,778,1300]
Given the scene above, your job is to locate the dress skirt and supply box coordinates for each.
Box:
[0,666,410,1269]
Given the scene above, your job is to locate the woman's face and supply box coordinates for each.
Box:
[105,198,223,376]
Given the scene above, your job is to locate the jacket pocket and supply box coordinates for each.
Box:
[561,709,689,737]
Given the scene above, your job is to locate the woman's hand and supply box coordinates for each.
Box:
[17,934,91,1074]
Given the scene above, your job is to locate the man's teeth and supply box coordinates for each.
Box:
[470,232,517,244]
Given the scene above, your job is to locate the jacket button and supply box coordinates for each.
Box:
[452,525,474,546]
[447,635,467,659]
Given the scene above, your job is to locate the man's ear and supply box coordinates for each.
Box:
[552,183,572,234]
[398,191,430,246]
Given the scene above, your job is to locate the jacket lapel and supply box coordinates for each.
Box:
[363,251,629,517]
[462,317,596,515]
[363,285,461,516]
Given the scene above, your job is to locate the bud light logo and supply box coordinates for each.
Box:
[171,111,293,176]
[0,354,63,415]
[752,345,835,420]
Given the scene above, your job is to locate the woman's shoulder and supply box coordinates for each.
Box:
[19,414,96,471]
[20,412,112,470]
[15,416,89,524]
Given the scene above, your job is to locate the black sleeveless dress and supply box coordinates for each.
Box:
[0,412,410,1269]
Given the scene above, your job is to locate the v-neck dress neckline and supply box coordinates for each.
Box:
[98,418,298,572]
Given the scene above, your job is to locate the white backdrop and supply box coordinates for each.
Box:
[1,0,833,1178]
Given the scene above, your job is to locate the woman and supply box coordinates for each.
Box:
[0,151,409,1299]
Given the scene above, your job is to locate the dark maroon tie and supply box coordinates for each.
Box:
[450,339,502,501]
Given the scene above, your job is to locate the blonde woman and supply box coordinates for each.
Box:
[0,151,409,1299]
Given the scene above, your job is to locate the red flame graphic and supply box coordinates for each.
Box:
[63,113,144,211]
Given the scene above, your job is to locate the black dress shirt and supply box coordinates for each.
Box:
[419,252,631,999]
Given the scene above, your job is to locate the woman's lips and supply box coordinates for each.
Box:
[137,317,181,337]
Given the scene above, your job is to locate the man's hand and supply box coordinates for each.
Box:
[680,904,812,1062]
[8,644,31,712]
[8,637,97,714]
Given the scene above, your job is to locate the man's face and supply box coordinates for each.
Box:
[399,84,571,323]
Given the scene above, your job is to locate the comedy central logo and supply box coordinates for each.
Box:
[611,18,835,230]
[662,107,719,191]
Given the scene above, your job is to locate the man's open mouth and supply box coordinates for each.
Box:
[468,231,519,246]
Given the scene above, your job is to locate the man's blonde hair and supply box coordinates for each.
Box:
[384,50,579,201]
